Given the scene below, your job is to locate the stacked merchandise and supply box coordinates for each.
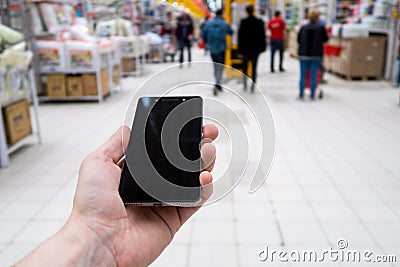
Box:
[284,2,301,51]
[332,0,393,37]
[360,0,393,31]
[31,2,75,35]
[326,0,395,80]
[324,36,387,80]
[285,2,301,30]
[0,24,41,168]
[331,23,370,38]
[335,0,358,23]
[31,1,121,102]
[0,24,31,104]
[288,30,299,58]
[305,0,330,23]
[95,19,150,75]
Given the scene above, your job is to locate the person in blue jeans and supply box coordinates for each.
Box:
[268,11,286,73]
[202,9,233,96]
[297,9,328,100]
[299,58,321,99]
[176,12,194,66]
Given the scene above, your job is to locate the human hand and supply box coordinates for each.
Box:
[68,125,218,267]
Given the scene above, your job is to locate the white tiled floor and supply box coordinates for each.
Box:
[1,48,400,267]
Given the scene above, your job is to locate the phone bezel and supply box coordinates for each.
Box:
[119,96,203,207]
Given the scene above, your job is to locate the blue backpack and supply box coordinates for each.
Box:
[205,22,226,54]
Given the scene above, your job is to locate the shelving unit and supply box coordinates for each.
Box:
[28,0,122,102]
[304,0,336,26]
[119,35,148,77]
[0,69,42,168]
[0,0,43,168]
[39,49,119,103]
[121,53,144,77]
[302,0,399,81]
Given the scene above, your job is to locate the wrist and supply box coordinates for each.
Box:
[15,217,117,267]
[63,216,118,267]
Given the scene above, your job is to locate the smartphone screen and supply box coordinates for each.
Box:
[119,96,203,205]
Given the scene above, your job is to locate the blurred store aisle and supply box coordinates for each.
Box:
[0,49,399,267]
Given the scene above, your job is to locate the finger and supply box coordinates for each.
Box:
[97,126,130,164]
[202,124,218,141]
[117,156,125,169]
[200,171,213,202]
[201,143,216,172]
[176,171,214,224]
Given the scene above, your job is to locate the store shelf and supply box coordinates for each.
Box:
[40,68,107,74]
[369,29,390,35]
[34,32,56,38]
[121,53,142,58]
[121,71,139,76]
[0,69,42,168]
[29,0,74,5]
[306,1,328,8]
[38,95,108,102]
[0,94,30,107]
[121,53,144,77]
[7,134,38,154]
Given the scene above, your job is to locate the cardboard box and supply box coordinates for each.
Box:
[82,73,98,96]
[82,70,109,96]
[284,30,290,50]
[323,56,333,72]
[332,36,386,78]
[46,74,66,98]
[122,58,135,72]
[101,70,110,96]
[2,99,32,145]
[113,65,120,85]
[331,56,345,74]
[288,31,298,58]
[66,76,83,97]
[327,37,342,47]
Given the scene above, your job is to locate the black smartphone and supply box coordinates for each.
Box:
[119,96,203,206]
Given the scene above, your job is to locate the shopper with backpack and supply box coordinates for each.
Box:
[238,5,267,93]
[201,9,233,96]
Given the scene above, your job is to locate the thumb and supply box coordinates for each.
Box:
[96,126,130,164]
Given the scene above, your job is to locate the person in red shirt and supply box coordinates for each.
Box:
[268,10,286,72]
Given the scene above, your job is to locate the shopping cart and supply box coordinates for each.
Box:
[305,69,324,99]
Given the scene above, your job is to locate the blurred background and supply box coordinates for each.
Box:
[0,0,400,266]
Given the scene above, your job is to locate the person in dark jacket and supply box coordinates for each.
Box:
[297,9,328,100]
[238,5,267,93]
[176,12,194,66]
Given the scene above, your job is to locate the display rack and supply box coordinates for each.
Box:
[304,0,336,26]
[121,53,144,77]
[0,69,42,168]
[0,0,42,168]
[119,35,149,77]
[302,0,399,81]
[39,49,119,103]
[28,0,122,101]
[148,43,164,63]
